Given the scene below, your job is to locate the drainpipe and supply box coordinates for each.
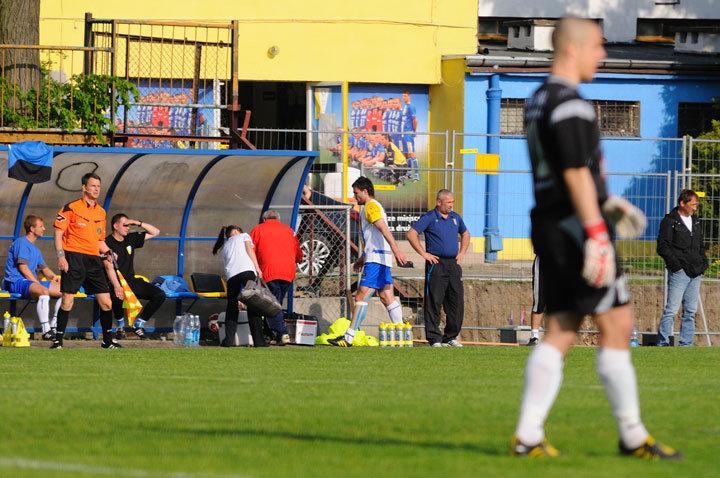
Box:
[484,74,503,261]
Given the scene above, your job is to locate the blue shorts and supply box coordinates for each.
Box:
[402,137,415,154]
[3,279,51,299]
[359,262,393,290]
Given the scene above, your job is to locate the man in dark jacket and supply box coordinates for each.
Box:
[656,189,708,347]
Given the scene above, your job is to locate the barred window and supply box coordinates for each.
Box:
[590,100,640,136]
[501,98,525,134]
[678,102,720,137]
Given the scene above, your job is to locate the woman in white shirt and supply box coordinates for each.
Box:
[212,225,268,347]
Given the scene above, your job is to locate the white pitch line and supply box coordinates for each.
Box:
[0,457,252,478]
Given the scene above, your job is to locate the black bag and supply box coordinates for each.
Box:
[238,278,282,317]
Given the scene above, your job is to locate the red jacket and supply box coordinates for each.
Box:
[250,219,303,282]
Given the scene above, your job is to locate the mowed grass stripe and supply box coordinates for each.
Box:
[0,346,717,477]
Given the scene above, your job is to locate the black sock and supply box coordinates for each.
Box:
[56,309,69,342]
[100,309,113,343]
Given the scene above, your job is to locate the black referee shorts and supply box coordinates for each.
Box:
[531,215,629,317]
[60,251,110,295]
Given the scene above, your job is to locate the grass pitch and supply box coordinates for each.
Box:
[1,344,718,477]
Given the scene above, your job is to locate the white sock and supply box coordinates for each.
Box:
[515,343,564,445]
[344,327,356,344]
[52,299,61,327]
[531,329,539,339]
[37,295,51,333]
[386,300,403,324]
[596,347,649,449]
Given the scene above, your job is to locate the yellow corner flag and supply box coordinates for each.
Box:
[117,270,142,326]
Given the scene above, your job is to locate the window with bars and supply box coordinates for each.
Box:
[500,98,525,134]
[678,102,720,137]
[590,100,641,136]
[500,98,640,136]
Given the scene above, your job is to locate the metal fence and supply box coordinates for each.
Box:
[0,45,113,143]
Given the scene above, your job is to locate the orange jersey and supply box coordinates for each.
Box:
[54,198,106,256]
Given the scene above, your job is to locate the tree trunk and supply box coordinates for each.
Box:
[0,0,41,106]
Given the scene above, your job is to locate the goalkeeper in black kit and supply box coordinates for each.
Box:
[509,17,682,460]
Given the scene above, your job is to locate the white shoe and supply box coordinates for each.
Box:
[431,342,442,347]
[442,339,463,347]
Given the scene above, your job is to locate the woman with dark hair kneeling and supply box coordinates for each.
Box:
[212,225,268,347]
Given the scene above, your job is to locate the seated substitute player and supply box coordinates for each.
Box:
[510,17,681,459]
[104,214,166,339]
[329,176,407,346]
[2,215,62,340]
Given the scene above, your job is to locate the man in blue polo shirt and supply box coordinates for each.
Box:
[2,215,62,340]
[407,189,470,347]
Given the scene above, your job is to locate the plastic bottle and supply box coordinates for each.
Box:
[404,322,413,348]
[10,317,18,344]
[630,325,639,347]
[192,315,200,347]
[387,323,395,347]
[379,322,387,347]
[394,323,404,347]
[173,315,184,345]
[184,315,193,347]
[3,311,10,333]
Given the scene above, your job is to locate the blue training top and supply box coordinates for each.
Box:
[3,236,45,284]
[411,208,467,258]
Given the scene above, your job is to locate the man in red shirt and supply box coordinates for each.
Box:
[250,210,303,345]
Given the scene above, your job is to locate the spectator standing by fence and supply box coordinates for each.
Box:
[656,189,708,347]
[104,214,166,340]
[52,173,121,349]
[250,210,303,345]
[2,215,62,340]
[406,189,469,347]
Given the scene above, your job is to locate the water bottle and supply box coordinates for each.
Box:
[184,314,193,347]
[394,323,404,347]
[404,322,413,348]
[173,315,184,345]
[192,315,200,347]
[379,322,387,347]
[630,325,639,347]
[10,317,18,343]
[3,311,10,333]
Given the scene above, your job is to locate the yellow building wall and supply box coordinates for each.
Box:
[39,0,478,84]
[426,57,465,211]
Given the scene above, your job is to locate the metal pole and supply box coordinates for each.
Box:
[685,136,691,190]
[346,206,352,314]
[697,294,712,346]
[450,129,456,191]
[342,82,349,203]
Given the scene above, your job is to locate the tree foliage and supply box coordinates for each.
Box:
[691,118,720,248]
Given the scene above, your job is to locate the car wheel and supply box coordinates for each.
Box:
[297,233,334,276]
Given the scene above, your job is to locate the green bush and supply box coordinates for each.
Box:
[0,65,138,144]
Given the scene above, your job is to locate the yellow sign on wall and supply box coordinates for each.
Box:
[476,154,499,174]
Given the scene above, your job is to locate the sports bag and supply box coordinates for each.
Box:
[238,278,282,317]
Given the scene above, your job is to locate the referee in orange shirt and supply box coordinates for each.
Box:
[51,172,122,349]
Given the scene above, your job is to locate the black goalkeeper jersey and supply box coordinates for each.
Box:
[524,75,607,221]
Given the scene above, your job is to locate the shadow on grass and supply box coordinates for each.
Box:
[147,425,504,455]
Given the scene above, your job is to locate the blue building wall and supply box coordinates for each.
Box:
[462,71,720,248]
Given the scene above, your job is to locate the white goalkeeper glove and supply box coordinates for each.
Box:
[582,219,616,288]
[602,195,647,239]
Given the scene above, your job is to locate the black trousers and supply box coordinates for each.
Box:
[225,271,267,347]
[424,257,464,343]
[111,278,166,322]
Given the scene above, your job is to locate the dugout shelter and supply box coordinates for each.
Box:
[0,146,317,334]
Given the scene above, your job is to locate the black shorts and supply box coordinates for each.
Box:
[531,255,546,314]
[61,251,110,295]
[531,214,629,317]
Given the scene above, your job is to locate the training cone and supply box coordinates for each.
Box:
[4,317,31,347]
